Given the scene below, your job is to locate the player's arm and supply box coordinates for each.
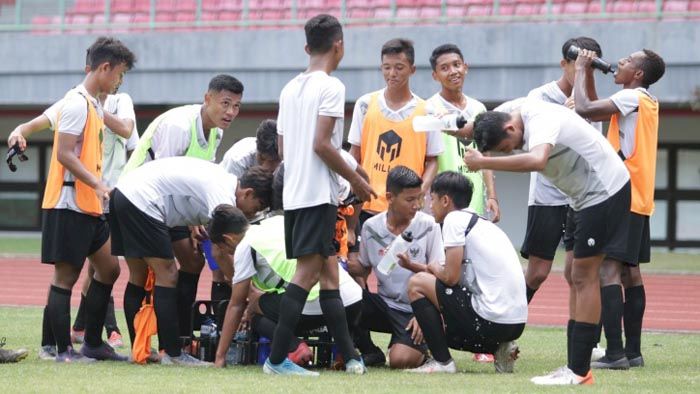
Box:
[483,169,500,222]
[7,114,52,150]
[397,252,429,274]
[464,144,551,173]
[573,49,620,121]
[428,246,464,287]
[313,115,377,202]
[349,144,361,165]
[447,121,475,140]
[277,134,283,160]
[57,133,110,201]
[103,111,134,139]
[214,278,251,368]
[421,156,439,195]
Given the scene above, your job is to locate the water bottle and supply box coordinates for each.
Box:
[257,336,271,365]
[199,320,212,361]
[208,323,218,362]
[377,231,414,275]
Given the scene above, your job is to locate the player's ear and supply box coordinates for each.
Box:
[304,44,311,55]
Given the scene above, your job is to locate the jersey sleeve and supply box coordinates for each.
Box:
[347,94,370,146]
[358,224,372,268]
[319,78,345,118]
[43,99,64,130]
[232,241,257,284]
[426,221,446,264]
[57,94,89,136]
[425,130,445,156]
[609,89,640,117]
[442,212,467,248]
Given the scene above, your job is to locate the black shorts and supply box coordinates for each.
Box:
[520,205,568,260]
[572,182,631,259]
[109,188,174,259]
[358,290,427,352]
[41,208,109,268]
[284,204,336,259]
[258,292,362,334]
[168,226,191,242]
[436,280,525,355]
[608,213,651,266]
[563,207,576,252]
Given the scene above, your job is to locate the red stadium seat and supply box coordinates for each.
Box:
[447,5,466,17]
[132,0,151,13]
[374,7,394,19]
[396,0,418,6]
[562,1,588,14]
[497,4,515,15]
[72,0,105,15]
[514,3,541,15]
[66,14,91,34]
[219,0,243,11]
[611,0,636,13]
[175,0,197,12]
[91,14,109,34]
[131,13,151,32]
[111,0,133,14]
[663,0,689,12]
[156,0,177,12]
[466,4,492,15]
[397,7,421,18]
[636,1,658,13]
[348,7,374,19]
[111,13,133,33]
[419,6,442,18]
[691,0,700,10]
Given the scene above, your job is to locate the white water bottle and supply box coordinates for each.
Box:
[412,114,467,132]
[377,231,414,275]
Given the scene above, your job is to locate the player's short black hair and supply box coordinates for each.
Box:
[382,38,415,65]
[240,166,274,209]
[431,171,473,210]
[639,49,665,88]
[305,14,343,55]
[562,36,602,60]
[255,119,279,161]
[208,204,249,243]
[429,44,463,71]
[473,111,512,153]
[386,166,422,195]
[86,36,136,70]
[271,163,284,211]
[208,74,244,95]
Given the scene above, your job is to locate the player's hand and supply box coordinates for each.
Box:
[575,48,597,71]
[564,96,576,110]
[486,198,501,223]
[350,178,378,204]
[7,129,27,151]
[396,252,412,270]
[463,148,484,171]
[406,317,424,345]
[191,225,209,242]
[94,182,111,203]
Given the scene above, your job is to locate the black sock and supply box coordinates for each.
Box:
[176,271,200,337]
[624,285,645,358]
[593,322,602,345]
[123,282,146,347]
[73,294,87,331]
[569,321,597,377]
[353,329,379,355]
[211,281,232,303]
[104,295,120,336]
[320,289,360,362]
[269,283,308,364]
[84,279,113,347]
[41,305,56,347]
[526,286,537,304]
[47,285,72,353]
[252,314,300,353]
[566,319,575,367]
[601,284,625,359]
[154,286,181,357]
[411,297,451,363]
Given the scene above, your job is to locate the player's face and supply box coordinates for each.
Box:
[205,89,242,130]
[388,186,422,220]
[256,152,280,173]
[101,63,128,95]
[614,51,645,86]
[215,232,246,255]
[432,53,467,91]
[429,192,448,223]
[381,53,416,90]
[237,192,265,220]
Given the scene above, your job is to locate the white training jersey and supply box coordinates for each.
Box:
[442,209,527,324]
[520,99,629,211]
[116,156,237,227]
[277,71,345,209]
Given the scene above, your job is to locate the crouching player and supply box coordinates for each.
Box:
[110,156,272,365]
[406,171,527,374]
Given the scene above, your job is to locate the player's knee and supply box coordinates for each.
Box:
[388,346,424,369]
[407,272,431,301]
[599,260,622,286]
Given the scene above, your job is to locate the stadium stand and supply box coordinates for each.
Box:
[7,1,700,35]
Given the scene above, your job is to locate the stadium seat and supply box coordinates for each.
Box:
[175,0,198,12]
[66,14,91,35]
[562,1,588,14]
[91,14,109,34]
[446,5,466,17]
[396,0,419,6]
[111,0,133,14]
[111,13,132,33]
[374,7,394,19]
[31,15,60,35]
[419,6,442,18]
[132,0,152,13]
[348,7,374,19]
[496,4,515,15]
[691,0,700,10]
[466,4,492,16]
[514,3,541,15]
[663,0,689,12]
[131,13,151,32]
[636,1,658,13]
[156,0,177,12]
[72,0,105,15]
[611,0,636,14]
[397,7,421,18]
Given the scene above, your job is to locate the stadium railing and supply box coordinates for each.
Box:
[0,0,698,34]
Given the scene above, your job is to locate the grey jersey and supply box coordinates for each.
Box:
[359,211,445,312]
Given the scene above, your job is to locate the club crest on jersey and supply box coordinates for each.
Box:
[409,247,420,258]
